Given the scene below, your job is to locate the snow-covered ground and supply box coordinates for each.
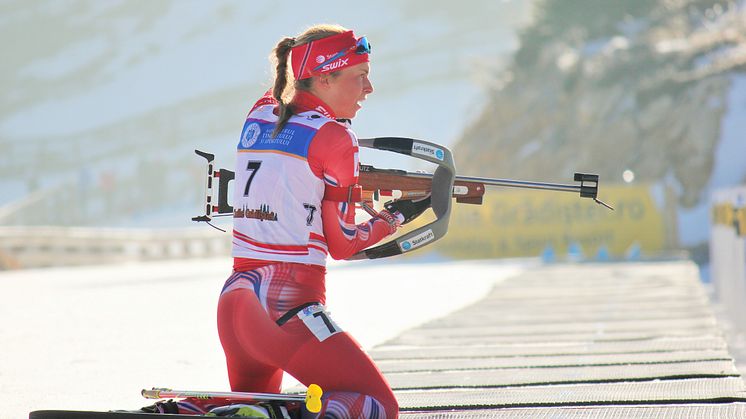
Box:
[0,257,525,417]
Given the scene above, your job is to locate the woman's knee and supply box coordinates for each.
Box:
[378,393,399,418]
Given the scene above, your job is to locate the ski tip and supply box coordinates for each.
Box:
[141,387,171,399]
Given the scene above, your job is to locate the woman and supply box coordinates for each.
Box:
[169,25,429,418]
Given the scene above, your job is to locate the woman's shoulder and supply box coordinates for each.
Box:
[313,119,358,149]
[307,119,359,173]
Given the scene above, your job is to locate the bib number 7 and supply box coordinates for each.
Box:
[297,304,342,342]
[243,161,262,197]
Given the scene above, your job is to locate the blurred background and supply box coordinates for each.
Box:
[1,0,745,273]
[3,2,746,416]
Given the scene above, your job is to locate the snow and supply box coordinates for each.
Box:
[0,257,525,417]
[1,0,529,183]
[19,37,110,80]
[1,2,516,142]
[1,2,532,224]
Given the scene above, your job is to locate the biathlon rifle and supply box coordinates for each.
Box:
[192,137,612,260]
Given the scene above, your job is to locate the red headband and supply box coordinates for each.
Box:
[290,31,369,80]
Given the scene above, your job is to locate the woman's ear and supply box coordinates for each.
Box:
[315,73,332,90]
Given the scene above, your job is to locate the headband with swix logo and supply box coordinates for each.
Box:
[291,31,371,80]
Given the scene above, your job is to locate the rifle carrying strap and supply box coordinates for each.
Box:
[323,184,363,203]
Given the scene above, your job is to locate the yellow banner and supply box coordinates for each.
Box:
[435,184,673,259]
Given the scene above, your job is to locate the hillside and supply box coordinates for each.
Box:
[453,0,746,247]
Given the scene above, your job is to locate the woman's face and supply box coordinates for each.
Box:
[315,62,373,119]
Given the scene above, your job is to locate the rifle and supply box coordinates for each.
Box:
[357,165,613,210]
[192,137,612,259]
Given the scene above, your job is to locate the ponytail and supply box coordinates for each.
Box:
[271,37,296,138]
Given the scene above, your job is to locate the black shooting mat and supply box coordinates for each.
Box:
[398,403,746,418]
[408,317,719,337]
[390,318,720,345]
[376,349,733,373]
[369,262,746,416]
[388,329,721,346]
[442,302,716,325]
[424,307,716,328]
[385,360,739,389]
[368,336,730,360]
[392,377,746,408]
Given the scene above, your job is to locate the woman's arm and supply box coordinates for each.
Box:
[309,123,399,260]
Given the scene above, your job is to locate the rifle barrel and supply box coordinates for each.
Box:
[406,173,582,194]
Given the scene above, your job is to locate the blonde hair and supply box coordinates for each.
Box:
[271,24,348,137]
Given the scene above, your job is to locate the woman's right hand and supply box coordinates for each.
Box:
[375,209,403,234]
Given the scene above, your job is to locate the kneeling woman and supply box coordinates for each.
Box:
[196,24,427,419]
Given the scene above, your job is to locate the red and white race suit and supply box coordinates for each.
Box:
[200,91,399,419]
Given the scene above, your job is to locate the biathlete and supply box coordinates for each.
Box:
[154,24,430,418]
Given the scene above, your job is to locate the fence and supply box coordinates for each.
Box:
[0,226,230,269]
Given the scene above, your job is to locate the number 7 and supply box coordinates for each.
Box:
[243,161,262,197]
[313,311,337,333]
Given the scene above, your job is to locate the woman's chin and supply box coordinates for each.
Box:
[350,103,363,117]
[338,108,360,120]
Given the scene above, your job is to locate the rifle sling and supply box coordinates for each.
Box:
[324,184,363,203]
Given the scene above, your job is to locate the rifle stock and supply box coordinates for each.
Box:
[358,165,486,205]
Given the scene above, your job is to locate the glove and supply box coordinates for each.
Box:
[376,209,402,234]
[384,196,431,225]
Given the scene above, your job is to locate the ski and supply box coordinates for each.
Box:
[141,384,323,413]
